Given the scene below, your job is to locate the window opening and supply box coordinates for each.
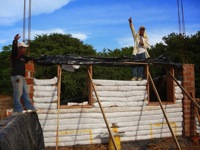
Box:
[148,66,175,103]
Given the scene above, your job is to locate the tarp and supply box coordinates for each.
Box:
[34,54,181,67]
[0,113,45,150]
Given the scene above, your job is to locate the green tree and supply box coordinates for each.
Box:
[0,46,12,95]
[149,32,200,97]
[29,33,96,101]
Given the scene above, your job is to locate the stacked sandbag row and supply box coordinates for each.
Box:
[36,79,183,147]
[33,77,58,110]
[92,79,148,107]
[92,79,183,143]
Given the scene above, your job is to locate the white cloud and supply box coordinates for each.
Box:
[31,28,88,41]
[71,33,88,41]
[31,0,71,15]
[117,37,133,48]
[0,0,71,25]
[0,39,7,44]
[31,28,65,38]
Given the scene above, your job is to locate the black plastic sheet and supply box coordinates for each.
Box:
[34,54,181,67]
[0,113,45,150]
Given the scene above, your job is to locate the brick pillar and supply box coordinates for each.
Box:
[182,64,196,136]
[25,61,35,104]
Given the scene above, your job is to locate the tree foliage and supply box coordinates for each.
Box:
[29,33,96,101]
[0,32,200,99]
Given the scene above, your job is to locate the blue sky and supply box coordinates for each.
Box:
[0,0,199,52]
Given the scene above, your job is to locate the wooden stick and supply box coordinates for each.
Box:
[56,65,62,150]
[122,62,148,65]
[168,71,200,110]
[148,71,181,150]
[87,70,118,150]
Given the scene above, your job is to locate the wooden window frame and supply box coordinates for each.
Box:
[147,66,175,105]
[59,65,93,109]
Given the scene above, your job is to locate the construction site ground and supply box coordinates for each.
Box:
[45,136,200,150]
[1,95,200,150]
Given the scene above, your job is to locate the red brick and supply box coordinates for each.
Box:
[29,71,34,77]
[184,112,191,115]
[186,87,195,91]
[183,72,194,77]
[183,101,191,105]
[25,72,28,77]
[26,78,33,85]
[186,77,194,81]
[29,85,34,93]
[25,63,34,71]
[26,66,34,71]
[29,93,33,100]
[182,82,192,86]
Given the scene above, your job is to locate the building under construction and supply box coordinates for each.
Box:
[0,55,199,150]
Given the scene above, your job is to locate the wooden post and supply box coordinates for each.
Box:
[166,67,175,102]
[88,65,93,105]
[145,64,150,103]
[56,65,62,150]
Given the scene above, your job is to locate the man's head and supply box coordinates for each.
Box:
[17,42,29,54]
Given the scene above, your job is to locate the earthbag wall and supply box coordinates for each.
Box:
[0,113,45,150]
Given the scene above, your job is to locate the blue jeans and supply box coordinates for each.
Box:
[11,75,35,112]
[132,53,146,78]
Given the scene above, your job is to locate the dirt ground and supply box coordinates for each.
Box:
[45,136,200,150]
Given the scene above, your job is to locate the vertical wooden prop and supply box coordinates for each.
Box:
[87,70,118,150]
[148,71,181,150]
[56,65,62,150]
[88,66,93,105]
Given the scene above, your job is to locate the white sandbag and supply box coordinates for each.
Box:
[41,124,107,132]
[33,96,58,103]
[34,77,58,85]
[37,110,182,121]
[34,102,57,109]
[92,90,147,97]
[94,85,146,91]
[121,131,182,142]
[93,95,147,102]
[93,101,148,107]
[175,93,183,99]
[34,85,57,91]
[93,79,147,86]
[44,138,106,147]
[175,88,182,94]
[34,91,57,97]
[175,99,182,104]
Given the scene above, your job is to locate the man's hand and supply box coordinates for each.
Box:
[128,17,132,23]
[14,34,21,41]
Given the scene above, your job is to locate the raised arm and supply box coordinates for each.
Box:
[128,17,137,39]
[12,34,21,57]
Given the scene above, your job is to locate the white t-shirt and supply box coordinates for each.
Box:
[137,36,146,54]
